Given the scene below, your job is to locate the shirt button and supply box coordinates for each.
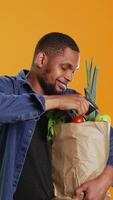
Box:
[28,129,32,134]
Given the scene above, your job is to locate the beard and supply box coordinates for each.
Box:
[36,63,65,95]
[38,77,64,95]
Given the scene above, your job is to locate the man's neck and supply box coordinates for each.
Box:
[26,71,45,95]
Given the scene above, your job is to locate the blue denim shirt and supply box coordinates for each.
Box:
[0,70,113,200]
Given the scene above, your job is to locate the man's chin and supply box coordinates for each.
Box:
[54,87,65,95]
[45,89,64,95]
[55,86,66,94]
[43,84,65,95]
[55,91,64,95]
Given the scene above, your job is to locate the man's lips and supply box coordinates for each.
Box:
[56,80,67,90]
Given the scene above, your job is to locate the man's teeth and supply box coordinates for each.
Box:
[61,83,67,90]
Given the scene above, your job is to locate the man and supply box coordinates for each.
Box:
[0,32,113,200]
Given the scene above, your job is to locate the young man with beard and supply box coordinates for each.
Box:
[0,32,113,200]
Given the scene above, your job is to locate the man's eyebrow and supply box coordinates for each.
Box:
[61,62,79,70]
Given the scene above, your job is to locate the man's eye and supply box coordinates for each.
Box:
[61,66,67,70]
[62,67,66,70]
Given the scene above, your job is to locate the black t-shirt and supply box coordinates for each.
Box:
[14,114,54,200]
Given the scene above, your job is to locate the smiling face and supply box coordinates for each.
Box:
[32,47,80,95]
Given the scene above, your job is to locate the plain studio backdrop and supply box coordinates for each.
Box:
[0,0,113,197]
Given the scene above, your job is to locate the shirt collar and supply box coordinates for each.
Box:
[16,69,34,90]
[16,69,29,81]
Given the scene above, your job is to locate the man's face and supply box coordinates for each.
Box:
[38,47,80,95]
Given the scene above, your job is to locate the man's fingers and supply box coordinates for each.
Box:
[76,184,88,196]
[80,101,89,115]
[75,98,89,115]
[58,93,90,112]
[74,191,86,200]
[76,192,85,200]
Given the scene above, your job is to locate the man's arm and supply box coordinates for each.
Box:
[0,76,89,124]
[0,92,89,124]
[44,93,89,114]
[0,76,45,123]
[75,165,113,200]
[0,92,45,123]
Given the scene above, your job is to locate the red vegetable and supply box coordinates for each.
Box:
[72,115,84,123]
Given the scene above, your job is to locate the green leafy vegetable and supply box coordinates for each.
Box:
[84,59,98,120]
[46,110,69,141]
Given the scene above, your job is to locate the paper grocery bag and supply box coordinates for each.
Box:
[52,121,111,200]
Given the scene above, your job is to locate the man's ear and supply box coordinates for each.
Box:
[34,52,48,68]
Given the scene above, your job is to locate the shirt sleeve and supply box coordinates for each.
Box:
[0,75,46,124]
[107,126,113,166]
[0,92,45,124]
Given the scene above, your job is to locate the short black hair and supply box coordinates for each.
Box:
[32,32,80,63]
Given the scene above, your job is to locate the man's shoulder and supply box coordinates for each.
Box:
[0,75,20,94]
[0,75,17,85]
[0,69,27,87]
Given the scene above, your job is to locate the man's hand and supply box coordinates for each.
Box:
[75,165,113,200]
[44,94,89,115]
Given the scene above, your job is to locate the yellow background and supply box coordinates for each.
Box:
[0,0,113,197]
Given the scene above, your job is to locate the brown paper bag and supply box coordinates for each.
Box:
[52,121,111,200]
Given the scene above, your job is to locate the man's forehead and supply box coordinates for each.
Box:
[61,54,80,69]
[48,48,80,68]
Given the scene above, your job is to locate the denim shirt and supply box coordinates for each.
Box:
[0,70,113,200]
